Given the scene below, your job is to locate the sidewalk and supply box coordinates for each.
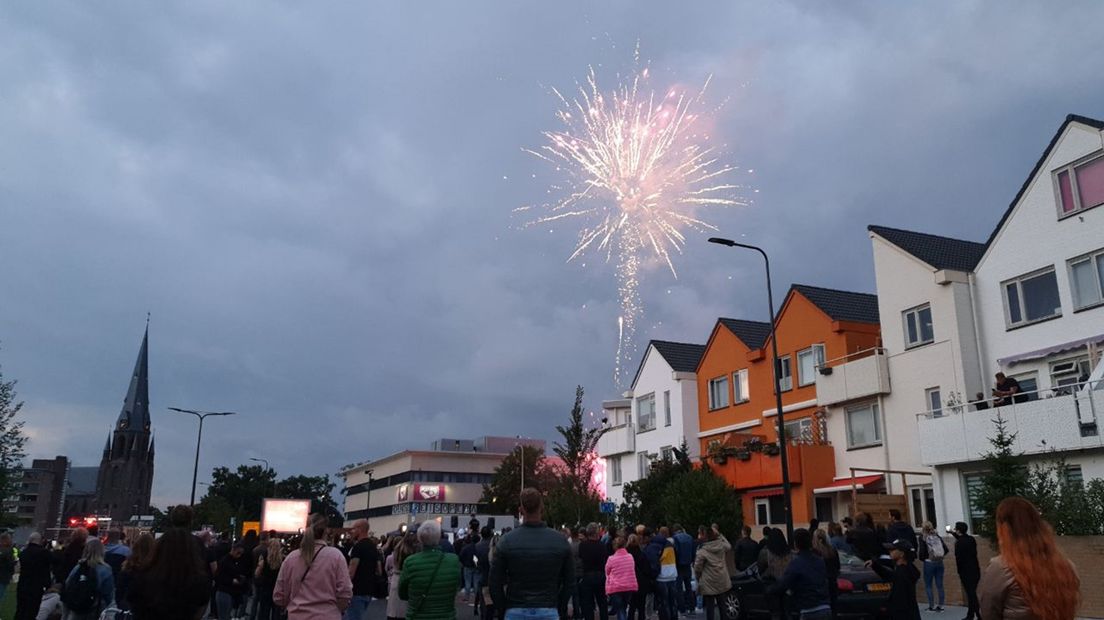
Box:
[922,604,1097,619]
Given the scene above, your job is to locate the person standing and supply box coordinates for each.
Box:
[949,521,980,620]
[885,510,917,551]
[626,535,650,620]
[103,530,132,591]
[576,523,609,620]
[215,543,249,620]
[116,532,154,612]
[489,488,574,620]
[459,531,481,607]
[844,514,881,562]
[979,497,1080,620]
[604,537,637,620]
[55,528,88,586]
[254,537,284,620]
[400,521,461,620]
[14,533,52,620]
[692,526,730,620]
[345,519,380,620]
[568,527,584,620]
[732,526,759,573]
[670,525,695,616]
[917,522,947,612]
[0,533,16,608]
[811,529,840,614]
[645,528,678,620]
[767,529,831,620]
[867,542,920,620]
[274,513,353,619]
[63,538,115,620]
[826,523,852,554]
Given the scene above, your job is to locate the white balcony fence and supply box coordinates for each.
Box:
[597,423,635,457]
[815,348,891,407]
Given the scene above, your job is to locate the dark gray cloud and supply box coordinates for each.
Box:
[3,1,1104,507]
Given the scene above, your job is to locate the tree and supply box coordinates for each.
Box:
[617,455,689,528]
[207,464,276,523]
[547,386,608,526]
[0,357,28,527]
[973,413,1027,538]
[276,474,342,526]
[481,445,554,516]
[659,467,742,541]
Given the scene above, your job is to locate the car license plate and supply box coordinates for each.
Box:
[866,583,891,592]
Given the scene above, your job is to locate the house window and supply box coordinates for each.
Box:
[776,355,793,392]
[1013,372,1039,402]
[637,394,656,432]
[926,387,943,417]
[1003,268,1061,327]
[663,391,672,427]
[1068,249,1104,310]
[797,344,826,387]
[910,486,937,528]
[708,376,730,410]
[963,473,987,525]
[754,496,785,525]
[903,304,935,348]
[1054,152,1104,216]
[638,452,654,479]
[660,446,673,462]
[1050,358,1092,395]
[610,456,622,485]
[1065,465,1084,486]
[755,499,770,526]
[732,369,750,403]
[784,417,813,443]
[845,402,881,448]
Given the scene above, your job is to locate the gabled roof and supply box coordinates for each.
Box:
[791,284,879,324]
[650,340,707,373]
[631,340,706,389]
[983,114,1104,251]
[868,225,986,272]
[718,318,771,349]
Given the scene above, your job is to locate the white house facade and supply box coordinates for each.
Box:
[598,340,705,505]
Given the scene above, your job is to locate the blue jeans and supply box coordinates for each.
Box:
[216,591,235,620]
[609,592,631,620]
[344,595,371,620]
[505,608,561,620]
[923,560,945,608]
[464,567,482,596]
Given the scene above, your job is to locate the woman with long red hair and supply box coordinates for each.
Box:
[979,497,1080,619]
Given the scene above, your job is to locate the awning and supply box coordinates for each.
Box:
[998,333,1104,367]
[813,474,884,495]
[747,488,785,499]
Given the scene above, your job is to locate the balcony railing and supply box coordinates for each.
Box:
[597,422,635,457]
[815,347,890,407]
[917,379,1103,466]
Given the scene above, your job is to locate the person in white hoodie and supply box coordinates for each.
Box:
[645,528,679,620]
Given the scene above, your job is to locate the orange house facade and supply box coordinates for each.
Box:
[696,285,881,527]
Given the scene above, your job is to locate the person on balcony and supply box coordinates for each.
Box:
[992,373,1027,407]
[974,393,990,411]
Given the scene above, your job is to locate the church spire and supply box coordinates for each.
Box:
[116,323,151,433]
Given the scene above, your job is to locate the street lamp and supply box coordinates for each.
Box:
[168,407,237,506]
[250,457,277,498]
[708,237,794,541]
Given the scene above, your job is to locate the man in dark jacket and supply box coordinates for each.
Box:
[767,529,831,619]
[950,521,980,620]
[576,523,609,620]
[671,524,695,615]
[733,526,759,572]
[14,533,53,620]
[885,510,917,551]
[490,488,574,620]
[845,514,882,562]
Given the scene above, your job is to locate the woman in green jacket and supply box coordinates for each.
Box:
[399,520,462,620]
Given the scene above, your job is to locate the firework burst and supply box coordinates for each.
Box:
[519,53,746,385]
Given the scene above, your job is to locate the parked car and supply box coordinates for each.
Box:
[719,552,892,619]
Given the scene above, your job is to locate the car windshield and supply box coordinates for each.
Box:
[838,551,867,568]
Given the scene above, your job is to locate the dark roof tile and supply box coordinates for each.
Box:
[718,318,772,349]
[792,284,879,324]
[649,340,707,373]
[868,225,986,272]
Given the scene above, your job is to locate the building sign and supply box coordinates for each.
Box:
[392,502,478,516]
[413,484,445,501]
[397,485,410,502]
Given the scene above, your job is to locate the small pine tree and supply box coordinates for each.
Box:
[0,358,28,527]
[973,413,1027,539]
[549,386,608,526]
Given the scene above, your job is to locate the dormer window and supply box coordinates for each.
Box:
[1054,152,1104,217]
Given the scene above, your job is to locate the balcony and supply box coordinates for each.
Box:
[597,423,635,457]
[918,383,1104,466]
[815,348,890,407]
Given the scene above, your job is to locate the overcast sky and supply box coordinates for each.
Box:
[3,1,1104,508]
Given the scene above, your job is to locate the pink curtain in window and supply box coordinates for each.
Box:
[1076,156,1104,210]
[1058,170,1075,213]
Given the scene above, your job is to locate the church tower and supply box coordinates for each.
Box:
[95,325,155,522]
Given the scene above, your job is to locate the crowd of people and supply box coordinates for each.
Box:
[0,493,1085,620]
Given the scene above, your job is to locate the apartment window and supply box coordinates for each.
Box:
[903,304,935,348]
[1065,465,1084,486]
[638,452,654,479]
[910,487,937,529]
[708,376,730,410]
[1003,268,1061,328]
[732,369,750,403]
[610,456,622,485]
[776,355,793,392]
[663,391,672,427]
[797,344,826,387]
[754,496,786,525]
[637,394,656,432]
[1051,358,1092,394]
[784,417,813,443]
[926,387,943,417]
[1013,372,1039,402]
[1054,152,1104,216]
[1068,249,1104,310]
[661,446,673,462]
[845,402,881,448]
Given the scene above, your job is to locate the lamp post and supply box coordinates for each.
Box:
[168,407,237,506]
[708,237,794,541]
[249,457,277,498]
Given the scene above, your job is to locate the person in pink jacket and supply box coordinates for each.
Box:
[605,537,638,620]
[274,513,353,620]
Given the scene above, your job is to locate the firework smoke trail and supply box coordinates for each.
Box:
[519,51,745,385]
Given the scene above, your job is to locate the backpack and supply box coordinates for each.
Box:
[62,560,100,613]
[925,534,946,560]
